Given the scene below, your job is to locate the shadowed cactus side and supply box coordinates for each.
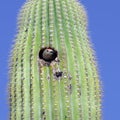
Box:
[9,0,102,119]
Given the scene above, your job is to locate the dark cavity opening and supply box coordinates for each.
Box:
[39,47,58,62]
[54,71,63,78]
[42,111,45,115]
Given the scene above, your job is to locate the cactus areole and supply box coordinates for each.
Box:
[9,0,102,120]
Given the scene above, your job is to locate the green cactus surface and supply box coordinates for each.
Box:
[9,0,102,120]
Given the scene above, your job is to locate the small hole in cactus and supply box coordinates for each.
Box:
[39,47,58,62]
[54,71,63,78]
[42,111,45,115]
[68,84,72,94]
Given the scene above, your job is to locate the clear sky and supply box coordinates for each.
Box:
[0,0,120,119]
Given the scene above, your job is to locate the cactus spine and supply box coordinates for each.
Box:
[9,0,102,120]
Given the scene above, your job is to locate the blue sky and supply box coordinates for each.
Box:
[0,0,120,119]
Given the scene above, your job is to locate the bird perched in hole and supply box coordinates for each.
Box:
[39,47,58,62]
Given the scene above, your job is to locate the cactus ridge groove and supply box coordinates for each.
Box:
[9,0,102,120]
[69,3,91,119]
[60,1,81,119]
[54,0,67,119]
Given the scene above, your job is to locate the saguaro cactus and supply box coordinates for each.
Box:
[9,0,102,120]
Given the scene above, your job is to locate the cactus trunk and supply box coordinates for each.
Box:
[9,0,102,119]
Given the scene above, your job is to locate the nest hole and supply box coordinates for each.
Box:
[39,47,58,62]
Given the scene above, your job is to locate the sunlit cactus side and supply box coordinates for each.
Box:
[9,0,102,120]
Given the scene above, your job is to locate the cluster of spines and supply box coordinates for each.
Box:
[9,0,102,120]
